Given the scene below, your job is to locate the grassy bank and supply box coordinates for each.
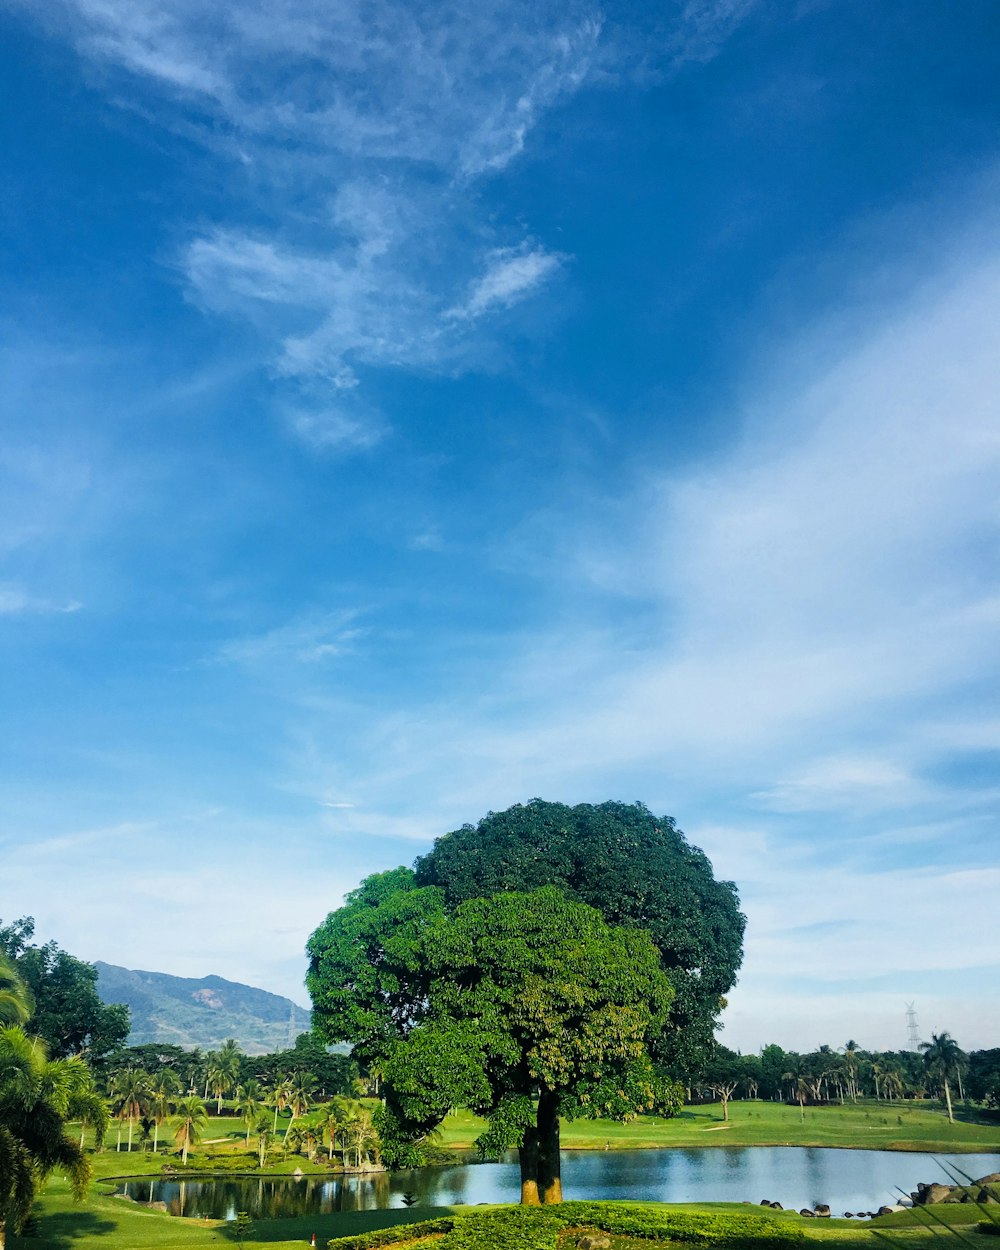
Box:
[439,1101,1000,1155]
[12,1191,999,1250]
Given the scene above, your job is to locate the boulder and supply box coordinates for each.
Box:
[770,1202,783,1210]
[977,1175,1000,1187]
[814,1204,831,1217]
[578,1237,611,1250]
[844,1213,854,1219]
[877,1207,894,1217]
[916,1183,953,1205]
[799,1209,815,1218]
[760,1199,772,1206]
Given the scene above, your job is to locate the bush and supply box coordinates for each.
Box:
[329,1218,456,1250]
[177,1152,261,1173]
[327,1203,804,1250]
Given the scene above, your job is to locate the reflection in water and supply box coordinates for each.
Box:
[120,1148,1000,1220]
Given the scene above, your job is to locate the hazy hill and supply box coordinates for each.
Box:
[95,961,311,1054]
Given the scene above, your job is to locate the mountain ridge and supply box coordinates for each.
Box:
[95,961,311,1054]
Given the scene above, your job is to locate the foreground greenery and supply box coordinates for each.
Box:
[10,1189,1000,1250]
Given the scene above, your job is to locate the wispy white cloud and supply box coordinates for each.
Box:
[0,583,82,616]
[447,246,566,320]
[13,0,759,454]
[668,0,759,68]
[215,611,367,667]
[283,403,386,453]
[750,756,932,814]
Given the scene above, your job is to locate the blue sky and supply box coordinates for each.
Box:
[2,0,999,1053]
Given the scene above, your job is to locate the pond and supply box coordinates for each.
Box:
[115,1148,1000,1220]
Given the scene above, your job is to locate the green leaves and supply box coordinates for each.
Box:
[0,1023,95,1237]
[325,1203,805,1250]
[306,871,447,1065]
[413,800,745,1070]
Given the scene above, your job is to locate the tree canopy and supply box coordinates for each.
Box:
[414,800,745,1070]
[308,868,680,1201]
[0,918,129,1059]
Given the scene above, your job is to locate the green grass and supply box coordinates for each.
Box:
[438,1101,1000,1155]
[12,1186,1000,1250]
[9,1173,456,1250]
[16,1101,998,1250]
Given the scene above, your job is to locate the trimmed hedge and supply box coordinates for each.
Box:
[328,1203,804,1250]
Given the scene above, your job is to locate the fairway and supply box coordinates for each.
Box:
[437,1101,1000,1154]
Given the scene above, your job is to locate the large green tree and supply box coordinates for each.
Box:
[0,918,129,1059]
[308,877,673,1203]
[413,800,745,1070]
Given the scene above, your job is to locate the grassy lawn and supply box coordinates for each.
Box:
[438,1101,1000,1154]
[13,1187,1000,1250]
[11,1185,1000,1250]
[13,1101,997,1250]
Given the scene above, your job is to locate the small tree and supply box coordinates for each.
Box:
[703,1051,742,1121]
[173,1096,208,1164]
[920,1032,965,1124]
[236,1079,265,1145]
[253,1113,272,1167]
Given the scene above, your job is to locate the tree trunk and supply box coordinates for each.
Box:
[944,1079,954,1123]
[721,1094,729,1122]
[537,1091,562,1204]
[518,1126,540,1205]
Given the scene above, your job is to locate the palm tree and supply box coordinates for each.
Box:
[286,1071,317,1129]
[173,1095,208,1165]
[0,1025,93,1250]
[0,955,31,1026]
[344,1106,379,1169]
[268,1076,292,1134]
[284,1121,307,1156]
[149,1069,181,1154]
[236,1079,265,1145]
[76,1082,110,1153]
[206,1059,229,1115]
[207,1039,243,1113]
[920,1031,965,1124]
[113,1067,151,1153]
[842,1041,860,1102]
[252,1112,272,1167]
[315,1101,342,1162]
[782,1058,808,1122]
[882,1068,903,1102]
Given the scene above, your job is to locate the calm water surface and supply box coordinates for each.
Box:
[117,1149,1000,1220]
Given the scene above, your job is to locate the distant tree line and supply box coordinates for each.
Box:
[693,1033,999,1121]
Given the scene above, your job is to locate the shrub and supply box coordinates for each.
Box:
[327,1203,804,1250]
